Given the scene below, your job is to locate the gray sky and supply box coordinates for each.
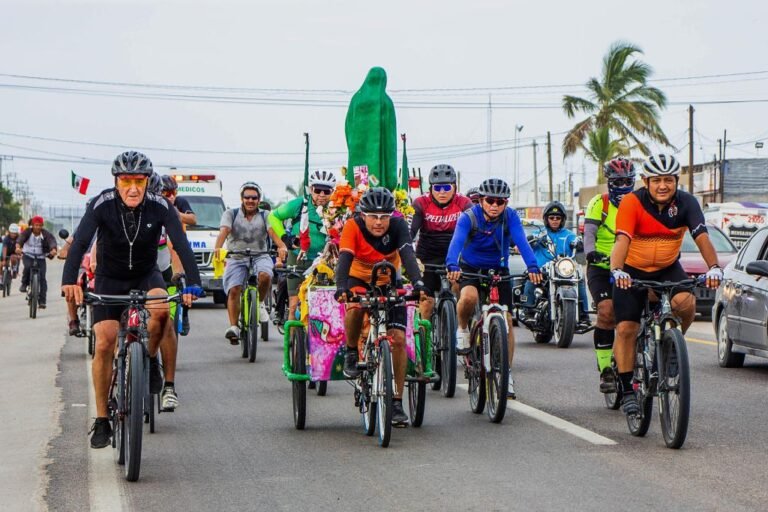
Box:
[2,0,767,209]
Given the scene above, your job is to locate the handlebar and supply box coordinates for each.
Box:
[346,287,421,305]
[225,249,270,258]
[84,289,184,306]
[631,277,703,290]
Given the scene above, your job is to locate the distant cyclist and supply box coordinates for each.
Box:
[16,216,57,308]
[466,187,481,205]
[1,223,21,279]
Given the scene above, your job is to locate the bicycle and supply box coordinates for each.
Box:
[624,278,701,449]
[2,258,17,297]
[84,285,185,481]
[25,256,49,319]
[423,264,459,398]
[75,269,96,357]
[225,249,269,362]
[460,269,522,424]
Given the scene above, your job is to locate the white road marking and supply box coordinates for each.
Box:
[71,403,87,407]
[457,383,617,446]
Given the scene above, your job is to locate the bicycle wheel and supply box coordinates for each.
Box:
[658,328,691,449]
[439,300,457,398]
[291,326,307,430]
[408,326,427,428]
[430,310,442,392]
[603,357,621,410]
[2,267,9,297]
[124,342,145,482]
[486,316,509,423]
[112,351,125,465]
[248,289,259,362]
[468,324,486,414]
[29,272,39,319]
[375,339,393,447]
[240,291,249,359]
[627,340,653,437]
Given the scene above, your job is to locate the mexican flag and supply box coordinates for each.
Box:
[71,170,90,195]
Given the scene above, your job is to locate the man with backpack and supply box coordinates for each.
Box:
[583,158,636,394]
[214,182,280,343]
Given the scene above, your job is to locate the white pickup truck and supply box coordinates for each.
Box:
[703,202,768,249]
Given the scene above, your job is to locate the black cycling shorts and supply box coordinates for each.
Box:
[587,265,613,305]
[348,276,407,331]
[458,263,513,312]
[613,262,690,324]
[93,269,167,324]
[420,257,445,297]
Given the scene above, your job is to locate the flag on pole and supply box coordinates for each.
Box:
[399,133,408,190]
[71,170,90,195]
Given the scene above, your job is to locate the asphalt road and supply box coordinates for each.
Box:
[13,261,768,511]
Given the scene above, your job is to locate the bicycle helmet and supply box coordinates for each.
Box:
[111,151,153,176]
[148,173,163,195]
[358,187,396,214]
[642,154,680,178]
[160,175,178,193]
[466,187,480,203]
[603,158,636,180]
[478,177,510,199]
[8,223,19,234]
[240,181,263,198]
[428,164,457,185]
[308,169,337,189]
[543,201,567,230]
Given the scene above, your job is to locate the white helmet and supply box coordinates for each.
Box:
[8,223,20,234]
[239,181,263,197]
[642,154,680,178]
[308,169,336,189]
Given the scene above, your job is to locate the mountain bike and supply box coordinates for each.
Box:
[424,264,458,398]
[85,285,185,481]
[26,257,47,319]
[625,278,701,449]
[226,249,268,362]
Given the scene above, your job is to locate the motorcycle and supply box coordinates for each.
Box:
[514,233,592,348]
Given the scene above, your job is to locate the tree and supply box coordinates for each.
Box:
[0,184,21,229]
[562,41,671,180]
[582,127,633,179]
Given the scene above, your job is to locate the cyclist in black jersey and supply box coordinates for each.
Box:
[62,151,202,449]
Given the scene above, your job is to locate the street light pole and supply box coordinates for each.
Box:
[514,124,523,203]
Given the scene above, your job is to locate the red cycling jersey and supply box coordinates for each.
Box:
[410,194,472,260]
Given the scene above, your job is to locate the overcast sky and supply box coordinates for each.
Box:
[2,0,767,209]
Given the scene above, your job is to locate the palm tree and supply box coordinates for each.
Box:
[562,41,671,173]
[582,127,633,180]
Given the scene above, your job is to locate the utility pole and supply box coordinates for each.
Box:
[486,94,492,176]
[546,131,554,202]
[720,129,728,203]
[532,140,539,206]
[688,105,694,193]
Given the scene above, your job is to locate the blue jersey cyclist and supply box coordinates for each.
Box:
[445,177,542,399]
[523,200,590,328]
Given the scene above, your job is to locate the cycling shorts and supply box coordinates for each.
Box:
[420,257,445,297]
[347,276,407,331]
[587,265,613,305]
[612,262,690,324]
[458,263,513,313]
[93,270,166,324]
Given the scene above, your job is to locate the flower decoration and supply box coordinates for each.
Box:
[395,188,414,217]
[320,174,367,245]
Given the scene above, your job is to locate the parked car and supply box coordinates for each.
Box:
[679,224,738,317]
[712,226,768,368]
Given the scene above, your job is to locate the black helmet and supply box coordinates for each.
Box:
[478,178,510,199]
[111,151,153,176]
[359,187,396,214]
[543,201,567,229]
[467,187,481,203]
[161,175,178,193]
[148,173,163,195]
[429,164,457,185]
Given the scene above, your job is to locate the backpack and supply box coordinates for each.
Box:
[599,193,616,235]
[230,208,271,249]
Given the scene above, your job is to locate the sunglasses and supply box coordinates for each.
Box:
[483,197,507,207]
[162,190,175,197]
[312,187,332,195]
[432,184,453,193]
[547,215,563,220]
[610,178,634,188]
[362,212,392,221]
[117,176,148,187]
[242,195,260,201]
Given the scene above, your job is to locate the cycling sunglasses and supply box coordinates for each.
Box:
[609,177,634,188]
[483,197,507,207]
[162,190,175,197]
[432,184,453,192]
[547,214,563,220]
[362,212,392,221]
[242,194,260,201]
[312,187,332,195]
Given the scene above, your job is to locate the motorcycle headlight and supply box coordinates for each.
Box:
[555,258,576,278]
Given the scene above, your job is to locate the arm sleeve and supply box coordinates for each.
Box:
[409,199,424,240]
[268,198,301,238]
[508,210,538,271]
[583,223,598,254]
[164,205,202,286]
[335,251,353,290]
[445,213,471,268]
[62,206,99,285]
[395,219,422,282]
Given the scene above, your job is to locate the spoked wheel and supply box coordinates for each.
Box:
[375,340,394,447]
[408,326,428,428]
[658,329,691,449]
[248,290,259,362]
[468,325,486,414]
[124,342,145,482]
[112,352,126,466]
[438,301,457,398]
[29,273,39,319]
[316,381,327,396]
[485,316,509,423]
[291,327,307,430]
[603,357,621,410]
[361,349,377,437]
[430,311,442,392]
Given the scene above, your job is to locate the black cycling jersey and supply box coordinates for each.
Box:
[62,188,201,286]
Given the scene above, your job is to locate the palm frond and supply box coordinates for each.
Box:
[562,117,594,157]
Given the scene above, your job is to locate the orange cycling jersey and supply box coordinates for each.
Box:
[339,215,410,285]
[616,188,708,272]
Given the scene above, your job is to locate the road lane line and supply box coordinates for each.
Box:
[687,337,717,346]
[456,383,617,446]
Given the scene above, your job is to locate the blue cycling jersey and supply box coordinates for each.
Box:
[445,204,538,271]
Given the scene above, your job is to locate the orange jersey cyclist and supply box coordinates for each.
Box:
[611,154,722,418]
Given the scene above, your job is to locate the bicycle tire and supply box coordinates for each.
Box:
[430,307,442,392]
[316,381,327,396]
[603,357,621,410]
[240,291,250,359]
[375,339,393,447]
[248,289,259,363]
[124,342,145,482]
[29,272,39,319]
[439,300,457,398]
[2,267,9,297]
[486,316,509,423]
[291,327,307,430]
[112,348,125,465]
[554,298,577,348]
[627,336,653,437]
[408,326,427,428]
[468,324,486,414]
[658,328,691,449]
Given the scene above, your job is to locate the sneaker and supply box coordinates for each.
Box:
[578,316,591,329]
[149,356,163,394]
[507,372,517,400]
[225,325,240,345]
[89,417,112,449]
[259,303,269,323]
[161,386,179,411]
[456,328,471,354]
[391,399,409,427]
[599,368,617,394]
[19,284,27,293]
[180,310,190,336]
[621,391,640,416]
[343,349,359,378]
[68,320,81,336]
[38,303,46,309]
